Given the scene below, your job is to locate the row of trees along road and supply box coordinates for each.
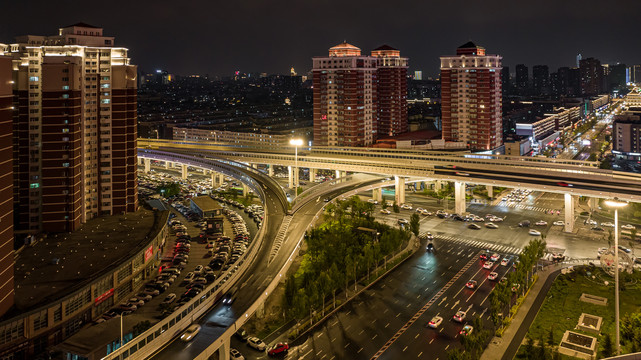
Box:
[284,196,410,322]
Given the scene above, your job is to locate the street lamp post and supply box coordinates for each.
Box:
[289,138,303,200]
[605,198,628,356]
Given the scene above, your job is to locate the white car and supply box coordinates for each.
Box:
[490,253,500,262]
[490,216,504,222]
[247,337,266,351]
[142,288,160,296]
[601,222,615,228]
[415,207,425,213]
[230,348,245,360]
[180,324,201,342]
[162,293,177,304]
[488,272,499,281]
[535,220,548,226]
[400,204,413,210]
[367,199,379,205]
[553,221,564,226]
[128,298,145,307]
[528,229,541,236]
[380,209,391,215]
[622,224,636,230]
[485,222,498,229]
[483,261,494,269]
[427,316,443,328]
[500,258,510,266]
[587,219,597,225]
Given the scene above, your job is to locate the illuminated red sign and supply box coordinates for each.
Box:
[144,245,153,262]
[94,288,114,306]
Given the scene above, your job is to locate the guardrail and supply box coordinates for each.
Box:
[103,153,275,360]
[291,175,354,212]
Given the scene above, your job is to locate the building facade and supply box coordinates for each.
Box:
[371,45,408,137]
[2,23,138,233]
[440,42,503,151]
[0,56,14,317]
[172,127,290,147]
[313,42,377,146]
[579,57,604,96]
[312,42,409,147]
[515,64,529,95]
[613,108,641,159]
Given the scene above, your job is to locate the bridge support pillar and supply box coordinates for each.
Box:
[211,172,218,188]
[434,180,442,191]
[588,197,598,212]
[181,164,188,180]
[335,170,341,179]
[143,158,151,173]
[242,182,249,196]
[373,188,383,203]
[217,336,231,360]
[394,176,405,205]
[309,168,316,182]
[288,166,294,188]
[164,161,170,169]
[454,181,466,215]
[564,193,576,233]
[487,185,494,199]
[267,165,274,177]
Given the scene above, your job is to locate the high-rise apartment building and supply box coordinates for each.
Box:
[0,56,14,316]
[2,23,138,233]
[579,57,604,96]
[440,42,502,150]
[532,65,549,96]
[515,64,529,95]
[312,42,409,146]
[371,45,408,137]
[414,71,422,81]
[501,66,510,95]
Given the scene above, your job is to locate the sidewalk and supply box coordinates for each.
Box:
[481,264,564,360]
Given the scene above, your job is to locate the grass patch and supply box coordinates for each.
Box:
[515,267,641,358]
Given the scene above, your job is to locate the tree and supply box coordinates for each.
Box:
[547,326,555,347]
[525,336,535,359]
[601,333,614,358]
[393,201,400,213]
[382,201,388,210]
[536,335,547,360]
[410,213,420,237]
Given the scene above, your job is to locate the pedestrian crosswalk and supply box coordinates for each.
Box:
[427,233,523,255]
[496,201,558,214]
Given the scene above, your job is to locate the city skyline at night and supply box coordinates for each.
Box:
[1,0,640,76]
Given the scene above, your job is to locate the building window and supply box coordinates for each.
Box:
[65,289,91,316]
[33,310,48,331]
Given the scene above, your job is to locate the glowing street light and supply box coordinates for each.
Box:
[289,139,304,199]
[605,198,628,355]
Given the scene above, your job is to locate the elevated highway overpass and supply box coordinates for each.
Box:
[139,139,641,233]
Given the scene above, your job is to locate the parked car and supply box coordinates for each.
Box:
[247,337,266,351]
[162,293,177,305]
[268,343,289,357]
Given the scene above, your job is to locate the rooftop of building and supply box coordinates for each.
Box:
[329,41,360,51]
[62,22,101,29]
[191,195,222,212]
[9,208,166,317]
[458,41,481,49]
[57,314,150,356]
[373,44,398,51]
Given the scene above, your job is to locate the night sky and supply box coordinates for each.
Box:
[2,0,639,77]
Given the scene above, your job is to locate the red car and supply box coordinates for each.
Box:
[479,253,488,260]
[268,343,289,357]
